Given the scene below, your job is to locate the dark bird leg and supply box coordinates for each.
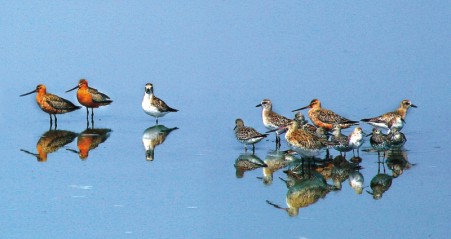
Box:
[252,144,256,155]
[156,118,159,125]
[54,114,58,129]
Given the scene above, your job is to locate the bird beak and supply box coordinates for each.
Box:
[255,103,262,107]
[292,105,310,112]
[366,133,373,137]
[66,85,78,93]
[20,89,37,97]
[233,126,237,130]
[411,104,418,108]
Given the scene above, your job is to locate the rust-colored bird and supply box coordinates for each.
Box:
[361,99,416,132]
[66,79,112,123]
[20,84,81,127]
[292,99,358,131]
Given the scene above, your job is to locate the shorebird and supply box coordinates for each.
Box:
[348,127,365,156]
[66,79,112,123]
[234,118,268,153]
[368,128,391,159]
[283,120,333,158]
[388,127,407,149]
[142,83,178,124]
[20,84,81,127]
[67,128,112,160]
[292,99,358,131]
[330,125,352,156]
[361,99,417,131]
[256,99,292,149]
[294,112,317,134]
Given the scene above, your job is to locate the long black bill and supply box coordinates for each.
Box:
[255,104,262,107]
[411,104,418,108]
[66,85,78,93]
[292,105,309,112]
[20,89,37,97]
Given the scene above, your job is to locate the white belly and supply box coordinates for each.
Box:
[142,97,167,118]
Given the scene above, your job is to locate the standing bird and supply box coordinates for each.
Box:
[368,128,392,159]
[348,127,365,157]
[142,83,178,124]
[388,127,407,149]
[294,112,317,134]
[234,118,268,153]
[20,84,81,127]
[361,99,417,131]
[284,120,332,158]
[330,125,352,156]
[292,99,358,131]
[66,79,112,124]
[256,99,292,149]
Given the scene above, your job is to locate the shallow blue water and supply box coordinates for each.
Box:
[1,2,450,239]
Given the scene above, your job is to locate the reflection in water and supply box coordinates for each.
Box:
[21,129,78,162]
[367,159,393,200]
[386,149,413,178]
[349,170,365,195]
[67,127,112,160]
[142,125,178,161]
[234,153,267,178]
[259,150,293,185]
[267,163,337,217]
[331,155,362,190]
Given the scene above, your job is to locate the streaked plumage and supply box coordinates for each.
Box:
[20,84,81,126]
[388,127,407,149]
[284,121,332,157]
[256,99,292,148]
[369,128,391,152]
[294,112,317,134]
[361,99,417,131]
[142,83,178,124]
[234,118,268,153]
[330,125,352,155]
[292,99,358,131]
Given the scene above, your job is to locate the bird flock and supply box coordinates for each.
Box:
[20,80,178,128]
[234,98,417,158]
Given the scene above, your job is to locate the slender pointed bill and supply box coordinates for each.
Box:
[20,89,36,97]
[411,104,418,108]
[292,105,309,112]
[255,103,262,107]
[66,85,78,93]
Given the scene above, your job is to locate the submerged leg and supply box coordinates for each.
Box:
[252,144,256,154]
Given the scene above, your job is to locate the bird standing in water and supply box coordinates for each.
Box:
[20,84,81,128]
[142,83,178,124]
[66,79,112,126]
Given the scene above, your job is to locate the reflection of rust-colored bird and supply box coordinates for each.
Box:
[20,84,81,126]
[234,153,267,178]
[142,125,178,161]
[292,99,358,131]
[361,100,417,131]
[21,129,78,162]
[266,171,336,217]
[69,128,112,160]
[66,79,112,122]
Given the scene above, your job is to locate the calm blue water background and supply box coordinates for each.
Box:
[1,2,450,238]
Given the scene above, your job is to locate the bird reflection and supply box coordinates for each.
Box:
[142,125,178,161]
[67,127,112,160]
[267,164,337,217]
[367,158,393,200]
[234,153,267,178]
[258,150,294,185]
[21,129,78,162]
[386,149,413,178]
[331,155,362,190]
